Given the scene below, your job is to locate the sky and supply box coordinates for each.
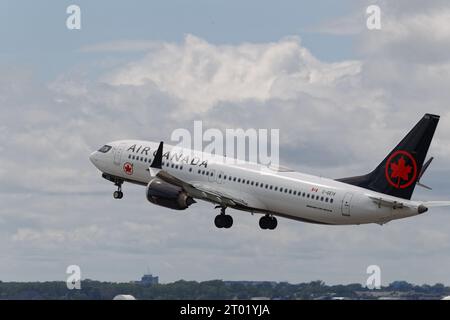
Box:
[1,0,450,286]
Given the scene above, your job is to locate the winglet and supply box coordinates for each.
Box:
[150,141,163,169]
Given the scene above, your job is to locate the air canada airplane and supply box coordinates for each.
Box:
[89,114,450,230]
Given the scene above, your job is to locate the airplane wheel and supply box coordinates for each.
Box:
[215,215,233,228]
[113,191,123,199]
[214,215,225,228]
[259,216,269,229]
[225,215,233,228]
[269,217,277,230]
[259,216,277,230]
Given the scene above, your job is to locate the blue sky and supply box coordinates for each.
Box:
[0,0,357,78]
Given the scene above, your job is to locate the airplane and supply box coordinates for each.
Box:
[89,113,450,230]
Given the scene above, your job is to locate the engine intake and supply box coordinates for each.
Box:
[146,178,196,210]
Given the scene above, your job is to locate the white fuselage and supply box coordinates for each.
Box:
[90,140,425,225]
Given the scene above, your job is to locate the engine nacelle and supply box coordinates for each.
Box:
[146,178,196,210]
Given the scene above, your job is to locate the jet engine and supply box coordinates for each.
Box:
[146,178,196,210]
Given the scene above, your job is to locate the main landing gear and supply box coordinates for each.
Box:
[214,206,233,229]
[259,215,277,230]
[113,180,124,199]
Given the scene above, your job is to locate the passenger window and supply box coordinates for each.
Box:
[307,194,310,198]
[237,178,241,183]
[330,199,334,203]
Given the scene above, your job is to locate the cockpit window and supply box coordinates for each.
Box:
[98,145,112,153]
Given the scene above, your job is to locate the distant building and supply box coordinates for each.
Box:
[113,294,136,300]
[138,274,159,286]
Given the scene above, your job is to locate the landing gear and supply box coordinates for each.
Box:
[259,215,277,230]
[113,181,123,199]
[214,206,233,229]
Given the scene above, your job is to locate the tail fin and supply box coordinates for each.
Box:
[337,114,440,200]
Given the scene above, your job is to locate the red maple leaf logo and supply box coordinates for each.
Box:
[385,150,417,189]
[123,162,133,175]
[390,156,412,187]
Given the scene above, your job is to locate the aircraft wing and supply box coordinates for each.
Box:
[154,171,266,210]
[189,183,267,210]
[147,141,266,211]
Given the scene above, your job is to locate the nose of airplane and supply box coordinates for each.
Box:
[89,151,98,165]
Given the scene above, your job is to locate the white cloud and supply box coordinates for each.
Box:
[104,35,362,114]
[362,7,450,63]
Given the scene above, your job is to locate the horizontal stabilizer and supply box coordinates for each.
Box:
[421,201,450,208]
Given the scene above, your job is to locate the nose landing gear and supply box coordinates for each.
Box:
[113,181,123,199]
[214,206,233,229]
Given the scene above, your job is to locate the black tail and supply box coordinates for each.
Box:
[337,113,440,200]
